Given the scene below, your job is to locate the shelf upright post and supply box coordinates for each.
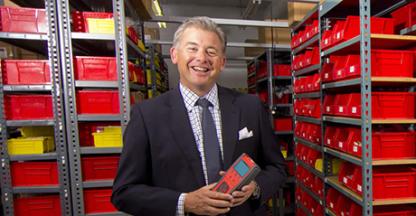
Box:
[0,37,13,216]
[56,0,85,214]
[359,0,373,215]
[113,0,131,131]
[45,0,72,214]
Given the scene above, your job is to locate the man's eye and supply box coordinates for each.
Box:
[207,49,217,56]
[188,47,197,52]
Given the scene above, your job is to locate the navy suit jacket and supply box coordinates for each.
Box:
[111,86,287,216]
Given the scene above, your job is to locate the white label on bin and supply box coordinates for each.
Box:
[358,185,362,192]
[326,107,330,112]
[353,146,358,152]
[352,107,357,113]
[339,107,344,112]
[350,66,355,73]
[330,203,334,208]
[327,139,331,145]
[312,209,315,213]
[337,32,341,39]
[343,177,348,184]
[325,39,328,44]
[338,142,343,148]
[341,212,345,216]
[337,70,342,76]
[302,132,306,137]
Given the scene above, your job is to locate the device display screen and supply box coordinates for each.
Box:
[234,160,249,176]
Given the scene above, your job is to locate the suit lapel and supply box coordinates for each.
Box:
[168,88,205,186]
[218,86,240,169]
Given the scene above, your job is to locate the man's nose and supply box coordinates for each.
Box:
[195,49,208,62]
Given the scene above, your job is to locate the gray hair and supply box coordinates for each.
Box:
[172,16,227,52]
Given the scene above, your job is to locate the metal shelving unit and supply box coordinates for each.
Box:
[56,0,146,214]
[318,1,416,215]
[0,0,72,215]
[290,3,323,215]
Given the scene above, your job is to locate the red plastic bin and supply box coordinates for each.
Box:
[74,57,117,81]
[11,161,59,186]
[372,131,416,159]
[302,47,320,68]
[84,188,117,214]
[4,94,53,120]
[81,156,120,181]
[373,167,416,199]
[274,117,292,131]
[372,92,415,119]
[1,59,51,85]
[0,6,47,34]
[14,195,61,216]
[391,2,416,30]
[331,16,394,47]
[76,90,120,114]
[326,188,340,211]
[273,64,290,76]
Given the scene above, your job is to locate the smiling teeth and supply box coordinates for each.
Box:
[192,66,209,72]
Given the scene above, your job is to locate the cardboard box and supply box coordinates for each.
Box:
[288,2,317,26]
[144,27,160,41]
[258,20,291,44]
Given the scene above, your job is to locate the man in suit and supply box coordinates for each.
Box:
[111,16,287,216]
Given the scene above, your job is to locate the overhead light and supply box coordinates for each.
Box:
[158,22,167,29]
[152,0,164,16]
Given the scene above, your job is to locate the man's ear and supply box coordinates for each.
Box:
[170,47,178,64]
[220,56,226,71]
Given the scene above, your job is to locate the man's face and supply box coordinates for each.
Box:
[170,27,226,93]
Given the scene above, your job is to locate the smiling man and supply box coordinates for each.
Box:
[111,17,287,216]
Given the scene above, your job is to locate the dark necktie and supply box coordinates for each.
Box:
[196,98,221,183]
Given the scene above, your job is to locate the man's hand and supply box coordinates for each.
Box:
[184,183,233,216]
[230,181,257,207]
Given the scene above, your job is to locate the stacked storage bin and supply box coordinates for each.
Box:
[146,47,169,98]
[291,5,325,215]
[58,1,147,214]
[247,50,294,214]
[319,1,416,215]
[0,4,71,216]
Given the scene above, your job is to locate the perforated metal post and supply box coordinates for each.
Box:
[359,0,373,215]
[0,39,13,216]
[113,0,131,131]
[45,0,72,214]
[56,0,85,214]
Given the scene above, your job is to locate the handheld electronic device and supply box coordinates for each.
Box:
[212,153,260,194]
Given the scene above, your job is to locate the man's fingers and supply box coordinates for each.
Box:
[206,190,233,201]
[231,191,245,198]
[206,197,233,208]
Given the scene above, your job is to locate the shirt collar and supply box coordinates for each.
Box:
[179,83,219,111]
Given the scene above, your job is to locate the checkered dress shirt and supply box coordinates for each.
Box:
[176,83,224,216]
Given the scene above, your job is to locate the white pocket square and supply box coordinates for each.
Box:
[239,127,253,140]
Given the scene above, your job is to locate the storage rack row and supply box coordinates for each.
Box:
[291,0,416,215]
[146,44,169,98]
[247,47,294,216]
[0,0,166,215]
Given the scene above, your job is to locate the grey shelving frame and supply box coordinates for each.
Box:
[290,3,322,216]
[55,0,146,214]
[251,48,293,216]
[292,0,416,215]
[0,0,72,215]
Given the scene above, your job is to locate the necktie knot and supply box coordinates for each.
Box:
[196,98,212,108]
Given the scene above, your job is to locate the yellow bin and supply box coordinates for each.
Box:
[8,136,55,155]
[86,18,114,34]
[93,126,122,148]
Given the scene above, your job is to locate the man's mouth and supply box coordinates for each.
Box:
[191,66,210,72]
